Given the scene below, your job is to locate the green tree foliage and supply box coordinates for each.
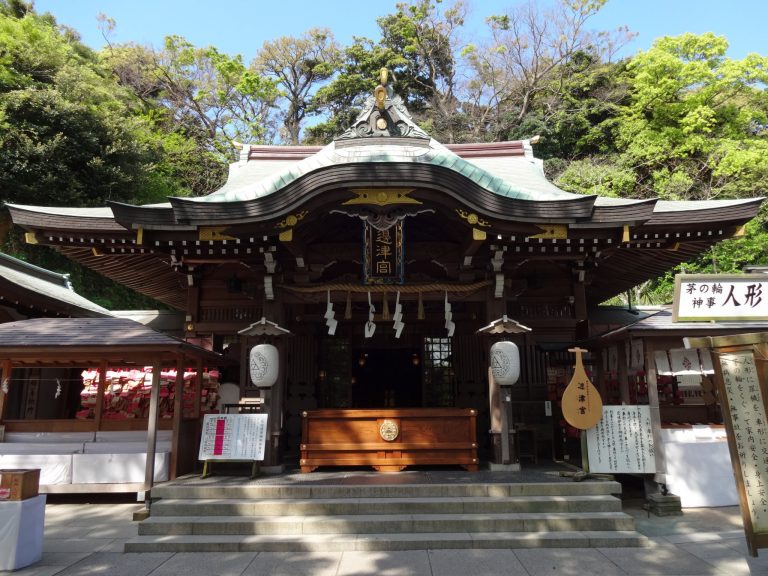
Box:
[613,33,768,200]
[0,10,169,206]
[107,37,280,159]
[307,39,407,144]
[253,28,340,144]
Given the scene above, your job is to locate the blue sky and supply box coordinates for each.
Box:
[32,0,768,61]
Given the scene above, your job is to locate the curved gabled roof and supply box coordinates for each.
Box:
[195,138,583,204]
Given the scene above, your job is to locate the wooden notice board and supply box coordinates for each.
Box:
[688,332,768,557]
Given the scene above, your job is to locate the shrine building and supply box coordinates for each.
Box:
[3,72,763,476]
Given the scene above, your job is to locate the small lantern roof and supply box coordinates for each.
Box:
[238,317,293,337]
[477,315,532,335]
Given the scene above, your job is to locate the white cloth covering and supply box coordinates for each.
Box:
[0,455,72,485]
[0,495,46,570]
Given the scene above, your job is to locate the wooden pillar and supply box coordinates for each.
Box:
[573,280,587,321]
[643,339,668,485]
[270,338,286,467]
[144,357,162,494]
[619,341,630,405]
[488,366,501,434]
[94,360,108,431]
[239,336,250,392]
[170,355,185,480]
[485,291,507,464]
[193,358,203,418]
[0,359,12,422]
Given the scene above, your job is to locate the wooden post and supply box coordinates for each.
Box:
[618,341,630,405]
[573,281,587,321]
[94,360,108,430]
[643,339,668,484]
[170,355,185,480]
[144,357,162,496]
[500,386,511,464]
[488,366,501,433]
[270,338,285,468]
[239,336,250,394]
[193,358,203,418]
[0,359,12,422]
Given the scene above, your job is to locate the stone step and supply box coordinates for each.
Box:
[125,530,649,553]
[138,512,636,536]
[150,481,622,501]
[150,494,623,517]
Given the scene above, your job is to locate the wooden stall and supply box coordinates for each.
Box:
[0,317,224,493]
[301,408,478,472]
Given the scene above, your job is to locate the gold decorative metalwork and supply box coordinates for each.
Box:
[136,226,144,245]
[344,188,421,207]
[278,229,293,242]
[379,419,399,442]
[199,226,236,241]
[456,209,490,228]
[529,224,567,239]
[472,228,487,241]
[276,211,308,229]
[24,232,38,245]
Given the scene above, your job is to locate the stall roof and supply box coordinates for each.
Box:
[597,307,768,340]
[0,252,110,319]
[0,317,223,366]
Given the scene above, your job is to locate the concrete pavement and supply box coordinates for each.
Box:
[5,497,768,575]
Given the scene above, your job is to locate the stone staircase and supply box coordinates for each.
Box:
[125,480,647,552]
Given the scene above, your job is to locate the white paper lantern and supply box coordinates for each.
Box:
[250,344,279,388]
[490,341,520,386]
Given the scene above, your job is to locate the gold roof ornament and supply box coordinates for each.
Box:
[338,66,428,140]
[374,68,390,110]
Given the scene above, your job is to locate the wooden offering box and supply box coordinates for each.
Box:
[300,408,478,472]
[0,469,40,500]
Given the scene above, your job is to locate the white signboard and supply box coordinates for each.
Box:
[673,274,768,321]
[198,413,268,461]
[586,405,656,473]
[719,351,768,532]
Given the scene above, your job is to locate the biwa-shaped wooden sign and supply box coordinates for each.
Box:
[561,347,603,430]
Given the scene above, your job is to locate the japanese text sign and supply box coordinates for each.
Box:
[364,221,404,284]
[586,405,656,474]
[673,274,768,321]
[198,413,268,461]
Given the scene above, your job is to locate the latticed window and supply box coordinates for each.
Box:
[423,337,455,407]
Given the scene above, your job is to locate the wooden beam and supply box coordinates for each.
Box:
[144,357,162,495]
[459,231,485,271]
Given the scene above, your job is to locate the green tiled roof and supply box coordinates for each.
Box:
[192,140,583,204]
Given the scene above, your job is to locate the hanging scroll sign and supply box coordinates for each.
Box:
[250,344,279,388]
[561,347,603,429]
